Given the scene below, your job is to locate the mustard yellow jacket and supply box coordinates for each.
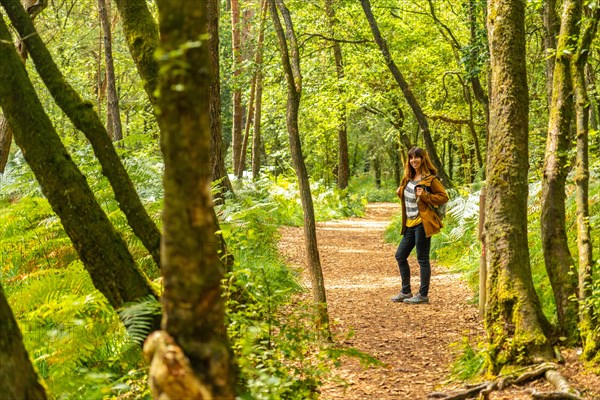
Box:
[396,174,449,238]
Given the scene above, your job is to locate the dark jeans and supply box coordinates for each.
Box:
[395,223,431,297]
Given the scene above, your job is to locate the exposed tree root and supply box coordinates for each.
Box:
[427,362,583,400]
[529,390,583,399]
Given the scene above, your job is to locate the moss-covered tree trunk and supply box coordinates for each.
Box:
[2,0,162,267]
[0,284,47,400]
[0,13,157,312]
[154,1,236,396]
[484,0,554,372]
[113,0,159,104]
[115,0,233,197]
[541,0,581,344]
[269,0,331,339]
[572,4,600,362]
[360,0,452,188]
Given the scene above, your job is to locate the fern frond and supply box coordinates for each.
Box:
[118,295,162,345]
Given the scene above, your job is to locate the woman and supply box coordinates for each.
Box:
[391,147,448,304]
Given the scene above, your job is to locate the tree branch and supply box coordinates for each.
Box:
[298,32,371,45]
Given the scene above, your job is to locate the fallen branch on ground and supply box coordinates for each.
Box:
[427,362,582,400]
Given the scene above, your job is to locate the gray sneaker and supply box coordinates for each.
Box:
[403,293,429,304]
[391,292,413,303]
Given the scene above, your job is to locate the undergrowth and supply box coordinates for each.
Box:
[1,146,371,399]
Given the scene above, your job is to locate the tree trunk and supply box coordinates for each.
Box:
[113,0,159,104]
[587,65,599,133]
[154,1,236,396]
[231,0,243,177]
[98,0,123,141]
[208,0,234,197]
[324,0,349,190]
[465,88,484,171]
[448,139,453,180]
[2,0,162,267]
[0,13,158,315]
[373,154,381,188]
[542,0,559,106]
[269,0,331,339]
[252,0,268,180]
[541,0,581,344]
[252,73,263,179]
[387,140,402,187]
[96,28,105,119]
[360,0,452,188]
[484,0,554,372]
[0,112,12,173]
[110,0,233,269]
[572,4,600,362]
[239,74,256,178]
[0,284,47,400]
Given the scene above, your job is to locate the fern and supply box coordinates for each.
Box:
[118,295,162,345]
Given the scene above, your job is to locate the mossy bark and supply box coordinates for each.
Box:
[269,0,331,339]
[114,0,233,199]
[572,5,600,362]
[0,284,47,400]
[2,0,162,267]
[113,0,159,104]
[485,0,554,372]
[154,1,236,396]
[0,14,157,311]
[540,0,581,344]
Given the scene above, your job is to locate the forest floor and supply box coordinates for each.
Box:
[277,203,600,400]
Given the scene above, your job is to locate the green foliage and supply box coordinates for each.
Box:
[430,188,482,288]
[223,175,365,229]
[2,143,370,399]
[118,296,162,346]
[224,265,378,399]
[1,0,598,395]
[1,145,161,399]
[349,173,399,203]
[9,261,148,400]
[448,337,486,381]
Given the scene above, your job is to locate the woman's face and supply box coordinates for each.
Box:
[409,155,422,171]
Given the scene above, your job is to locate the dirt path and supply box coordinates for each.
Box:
[277,203,600,400]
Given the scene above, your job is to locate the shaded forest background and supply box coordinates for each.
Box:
[0,0,599,398]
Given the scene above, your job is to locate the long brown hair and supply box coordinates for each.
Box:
[403,147,438,181]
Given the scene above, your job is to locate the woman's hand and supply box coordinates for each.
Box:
[415,186,424,196]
